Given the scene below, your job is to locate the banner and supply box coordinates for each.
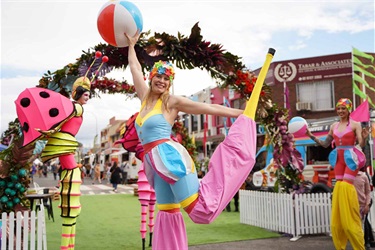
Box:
[352,47,375,108]
[350,99,370,122]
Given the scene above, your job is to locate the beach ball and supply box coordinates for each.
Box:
[288,116,308,137]
[97,0,143,47]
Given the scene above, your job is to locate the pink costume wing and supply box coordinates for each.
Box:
[114,112,145,161]
[15,87,75,147]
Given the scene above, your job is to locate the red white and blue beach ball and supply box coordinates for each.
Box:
[97,0,143,47]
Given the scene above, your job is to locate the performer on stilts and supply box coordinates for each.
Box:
[15,53,107,250]
[125,32,275,250]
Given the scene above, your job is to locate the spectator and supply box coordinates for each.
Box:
[120,161,129,184]
[354,168,372,250]
[226,191,239,212]
[30,164,37,182]
[51,162,58,180]
[110,161,122,192]
[92,163,101,184]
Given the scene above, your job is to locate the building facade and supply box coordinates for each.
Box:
[189,52,375,158]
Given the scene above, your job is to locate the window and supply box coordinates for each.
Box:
[183,114,189,129]
[296,80,335,111]
[191,115,198,132]
[200,114,204,131]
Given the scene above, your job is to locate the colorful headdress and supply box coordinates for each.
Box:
[336,98,352,112]
[149,61,175,83]
[72,51,109,99]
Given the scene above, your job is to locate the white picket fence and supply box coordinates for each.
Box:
[0,208,47,250]
[240,190,375,240]
[239,190,333,240]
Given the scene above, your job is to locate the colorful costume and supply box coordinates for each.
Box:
[135,50,274,250]
[329,119,365,250]
[15,77,90,250]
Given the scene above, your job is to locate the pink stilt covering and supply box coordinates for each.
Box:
[138,164,156,242]
[188,114,256,224]
[152,211,188,250]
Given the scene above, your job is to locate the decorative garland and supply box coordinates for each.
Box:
[0,119,33,212]
[36,23,271,108]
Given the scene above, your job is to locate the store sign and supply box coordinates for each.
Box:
[273,53,352,84]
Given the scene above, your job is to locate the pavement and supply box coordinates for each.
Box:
[32,173,360,250]
[31,173,136,195]
[188,234,352,250]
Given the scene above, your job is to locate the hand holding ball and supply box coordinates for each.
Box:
[97,0,143,47]
[288,116,308,137]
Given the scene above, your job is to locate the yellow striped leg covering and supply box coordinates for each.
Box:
[59,168,81,250]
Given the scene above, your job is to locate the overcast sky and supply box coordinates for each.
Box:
[1,0,374,148]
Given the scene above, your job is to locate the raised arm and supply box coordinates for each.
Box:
[125,32,149,101]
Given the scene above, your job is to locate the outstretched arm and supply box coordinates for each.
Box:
[170,95,243,118]
[306,125,334,148]
[125,32,149,102]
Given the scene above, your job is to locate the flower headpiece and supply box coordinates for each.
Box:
[149,61,175,84]
[72,51,108,99]
[336,98,352,112]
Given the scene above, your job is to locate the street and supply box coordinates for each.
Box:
[30,172,136,195]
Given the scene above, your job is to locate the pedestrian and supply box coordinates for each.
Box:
[120,161,129,184]
[359,125,375,248]
[226,191,239,212]
[42,162,48,178]
[306,98,366,250]
[51,162,58,180]
[125,32,260,250]
[110,161,122,192]
[30,163,37,182]
[92,163,101,184]
[37,163,43,178]
[354,167,371,250]
[106,163,112,184]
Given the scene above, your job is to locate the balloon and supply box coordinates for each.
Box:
[97,0,143,47]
